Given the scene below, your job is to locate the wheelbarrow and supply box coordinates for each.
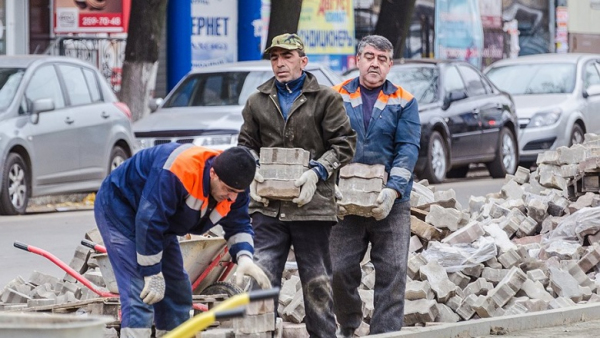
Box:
[13,240,219,312]
[81,236,239,297]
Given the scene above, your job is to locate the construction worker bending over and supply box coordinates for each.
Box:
[94,143,270,338]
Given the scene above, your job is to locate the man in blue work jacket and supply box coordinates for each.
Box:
[331,35,421,336]
[94,144,270,337]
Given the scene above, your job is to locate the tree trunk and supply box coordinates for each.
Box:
[264,0,303,59]
[120,0,168,121]
[374,0,417,58]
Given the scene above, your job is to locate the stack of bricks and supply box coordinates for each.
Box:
[337,163,387,217]
[257,148,310,200]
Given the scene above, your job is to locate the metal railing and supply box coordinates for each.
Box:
[46,36,127,93]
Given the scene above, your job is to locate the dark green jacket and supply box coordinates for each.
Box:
[238,71,356,221]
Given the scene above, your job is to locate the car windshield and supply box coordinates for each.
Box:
[387,66,439,104]
[486,63,576,95]
[0,68,25,110]
[163,71,270,108]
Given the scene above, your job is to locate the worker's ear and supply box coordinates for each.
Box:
[209,167,217,179]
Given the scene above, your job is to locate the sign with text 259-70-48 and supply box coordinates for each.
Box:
[54,0,130,34]
[191,0,238,69]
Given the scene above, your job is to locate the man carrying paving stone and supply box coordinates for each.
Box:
[330,34,421,336]
[237,33,356,337]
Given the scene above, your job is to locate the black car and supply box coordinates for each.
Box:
[343,59,519,183]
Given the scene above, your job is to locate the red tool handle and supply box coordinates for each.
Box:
[81,239,107,253]
[14,241,119,298]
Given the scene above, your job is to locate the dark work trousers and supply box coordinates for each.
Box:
[94,198,192,337]
[330,200,411,334]
[251,213,337,338]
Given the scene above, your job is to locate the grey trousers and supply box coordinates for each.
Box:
[251,213,337,338]
[330,201,411,334]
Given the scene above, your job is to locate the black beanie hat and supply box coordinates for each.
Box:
[212,146,257,190]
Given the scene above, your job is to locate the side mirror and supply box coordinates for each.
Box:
[148,98,164,112]
[584,84,600,98]
[31,98,55,114]
[442,90,468,110]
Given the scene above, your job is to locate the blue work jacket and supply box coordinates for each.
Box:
[333,77,421,202]
[97,143,254,277]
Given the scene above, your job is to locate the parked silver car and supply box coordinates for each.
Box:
[133,61,342,150]
[485,53,600,167]
[0,55,136,215]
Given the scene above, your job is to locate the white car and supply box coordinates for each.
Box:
[485,53,600,167]
[134,61,342,150]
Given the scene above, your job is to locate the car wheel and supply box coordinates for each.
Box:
[109,146,128,173]
[0,153,30,215]
[569,124,584,146]
[446,165,469,179]
[487,127,517,178]
[422,131,448,184]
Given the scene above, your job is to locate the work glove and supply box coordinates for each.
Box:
[140,272,165,305]
[249,171,269,206]
[335,184,348,220]
[292,169,319,207]
[236,255,271,289]
[372,188,398,221]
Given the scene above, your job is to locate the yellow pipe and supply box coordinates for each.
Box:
[163,293,251,338]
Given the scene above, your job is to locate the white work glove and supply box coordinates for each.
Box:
[249,171,269,206]
[292,169,319,207]
[140,272,165,305]
[236,255,271,289]
[372,188,398,221]
[335,184,348,220]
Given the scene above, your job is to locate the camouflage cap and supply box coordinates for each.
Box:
[264,33,305,54]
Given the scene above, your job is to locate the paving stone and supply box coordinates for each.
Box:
[448,272,470,290]
[425,205,462,231]
[339,163,387,181]
[419,261,458,303]
[441,221,484,245]
[498,249,522,269]
[410,216,443,241]
[549,266,584,302]
[526,269,549,287]
[281,322,308,338]
[260,148,310,165]
[408,236,423,253]
[517,279,554,301]
[579,244,600,273]
[257,179,300,200]
[405,280,433,300]
[407,253,428,280]
[233,313,275,334]
[461,263,484,279]
[435,303,460,323]
[404,299,438,326]
[463,278,493,297]
[513,166,531,184]
[28,271,59,287]
[259,164,306,180]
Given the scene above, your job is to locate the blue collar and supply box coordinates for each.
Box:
[275,72,306,95]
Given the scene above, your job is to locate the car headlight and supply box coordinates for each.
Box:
[527,108,562,128]
[193,134,238,147]
[136,138,154,150]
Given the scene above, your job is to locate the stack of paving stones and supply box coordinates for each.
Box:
[257,147,310,200]
[338,163,387,217]
[8,135,600,337]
